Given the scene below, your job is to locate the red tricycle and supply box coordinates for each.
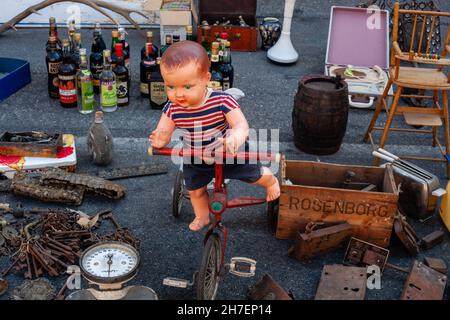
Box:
[148,146,280,300]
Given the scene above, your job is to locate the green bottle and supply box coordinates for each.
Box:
[77,48,95,114]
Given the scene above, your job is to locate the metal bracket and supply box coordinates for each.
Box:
[228,257,256,278]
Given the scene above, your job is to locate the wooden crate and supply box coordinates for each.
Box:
[276,159,399,248]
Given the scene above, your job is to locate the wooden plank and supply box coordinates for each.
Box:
[403,112,442,127]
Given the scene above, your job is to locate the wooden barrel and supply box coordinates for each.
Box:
[292,75,349,155]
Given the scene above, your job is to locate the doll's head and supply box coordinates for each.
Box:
[161,41,211,108]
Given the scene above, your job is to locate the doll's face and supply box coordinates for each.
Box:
[161,61,211,108]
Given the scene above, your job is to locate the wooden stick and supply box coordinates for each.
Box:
[418,15,427,54]
[409,15,418,53]
[0,0,149,34]
[426,16,436,54]
[399,9,450,17]
[391,2,400,67]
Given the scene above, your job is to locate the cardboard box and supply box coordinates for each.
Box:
[158,0,198,45]
[276,159,399,248]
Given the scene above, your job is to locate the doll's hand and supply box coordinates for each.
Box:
[148,130,169,148]
[218,133,239,156]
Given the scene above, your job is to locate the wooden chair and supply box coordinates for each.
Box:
[364,2,450,176]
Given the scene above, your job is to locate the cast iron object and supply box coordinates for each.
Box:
[315,265,367,300]
[393,213,420,255]
[401,261,447,300]
[247,273,293,300]
[424,257,447,275]
[420,230,445,250]
[288,222,353,261]
[343,237,390,272]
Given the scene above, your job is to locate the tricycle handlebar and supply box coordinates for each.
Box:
[148,146,281,163]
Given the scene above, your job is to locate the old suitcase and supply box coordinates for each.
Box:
[197,0,257,51]
[325,6,392,109]
[276,158,399,248]
[288,222,353,261]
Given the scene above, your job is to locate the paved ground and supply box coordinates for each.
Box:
[0,0,449,300]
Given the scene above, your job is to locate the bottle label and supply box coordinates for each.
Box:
[150,81,168,105]
[59,75,77,103]
[140,82,149,94]
[91,63,103,77]
[208,81,222,90]
[81,77,94,111]
[143,60,156,66]
[117,78,129,104]
[223,77,231,90]
[101,81,117,108]
[48,62,61,74]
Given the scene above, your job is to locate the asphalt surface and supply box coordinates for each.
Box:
[0,0,450,300]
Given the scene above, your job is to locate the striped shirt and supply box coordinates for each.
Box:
[162,90,240,150]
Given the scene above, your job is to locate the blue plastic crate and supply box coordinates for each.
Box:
[0,57,31,102]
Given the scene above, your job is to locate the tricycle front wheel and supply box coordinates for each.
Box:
[197,233,222,300]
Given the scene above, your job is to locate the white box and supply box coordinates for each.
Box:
[158,0,196,45]
[0,134,77,178]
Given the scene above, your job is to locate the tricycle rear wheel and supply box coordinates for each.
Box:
[172,170,184,218]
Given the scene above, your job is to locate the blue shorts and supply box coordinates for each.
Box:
[183,162,263,191]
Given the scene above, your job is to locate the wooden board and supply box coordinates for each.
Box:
[403,112,442,127]
[276,160,398,248]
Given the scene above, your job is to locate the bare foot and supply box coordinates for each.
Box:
[189,217,210,232]
[266,179,281,202]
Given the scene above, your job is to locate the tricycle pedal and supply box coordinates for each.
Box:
[163,273,196,288]
[228,257,256,277]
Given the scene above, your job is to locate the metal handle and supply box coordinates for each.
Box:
[377,148,399,160]
[348,96,374,109]
[372,151,395,163]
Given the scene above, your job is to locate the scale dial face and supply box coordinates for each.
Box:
[80,242,140,285]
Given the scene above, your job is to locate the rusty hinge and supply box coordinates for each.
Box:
[288,222,353,261]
